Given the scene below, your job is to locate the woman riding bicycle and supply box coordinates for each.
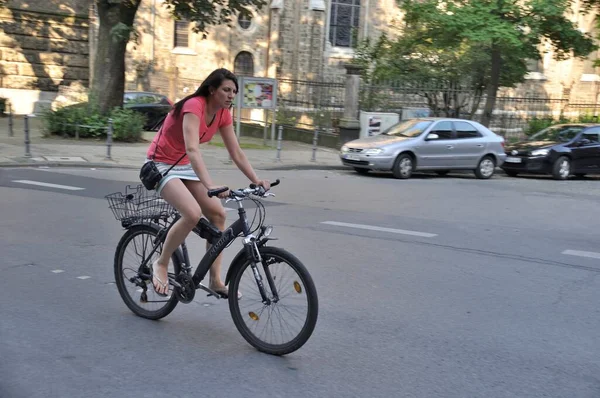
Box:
[145,68,270,297]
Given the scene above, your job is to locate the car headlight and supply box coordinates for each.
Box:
[341,145,349,153]
[530,149,549,156]
[364,148,384,155]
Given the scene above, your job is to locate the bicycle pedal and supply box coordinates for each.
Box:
[198,283,222,299]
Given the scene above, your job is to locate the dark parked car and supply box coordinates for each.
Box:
[501,123,600,179]
[124,91,173,130]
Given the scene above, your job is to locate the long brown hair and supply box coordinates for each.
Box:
[172,68,239,119]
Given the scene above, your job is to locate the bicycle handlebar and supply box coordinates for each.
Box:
[207,179,280,198]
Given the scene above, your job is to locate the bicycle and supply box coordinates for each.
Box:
[105,180,318,356]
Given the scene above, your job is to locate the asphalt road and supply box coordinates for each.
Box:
[2,166,600,398]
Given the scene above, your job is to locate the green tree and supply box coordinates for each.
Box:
[92,0,266,115]
[391,0,598,126]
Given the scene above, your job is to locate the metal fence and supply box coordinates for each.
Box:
[276,77,346,129]
[129,72,347,129]
[360,79,600,139]
[128,70,600,139]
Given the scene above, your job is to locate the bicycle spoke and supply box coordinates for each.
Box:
[118,229,175,314]
[233,254,310,347]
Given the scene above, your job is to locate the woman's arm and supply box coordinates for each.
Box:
[182,113,217,188]
[220,124,269,187]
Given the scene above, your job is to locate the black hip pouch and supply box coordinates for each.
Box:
[139,161,163,191]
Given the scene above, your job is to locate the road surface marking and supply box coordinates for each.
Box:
[321,221,437,238]
[52,270,65,273]
[562,250,600,260]
[12,180,85,191]
[77,276,91,280]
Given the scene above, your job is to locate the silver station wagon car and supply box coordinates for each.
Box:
[340,118,507,179]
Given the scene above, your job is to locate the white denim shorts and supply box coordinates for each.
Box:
[144,159,200,194]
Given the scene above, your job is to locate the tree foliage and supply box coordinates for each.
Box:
[357,0,598,126]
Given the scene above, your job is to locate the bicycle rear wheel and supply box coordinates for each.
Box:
[114,224,180,320]
[228,246,318,355]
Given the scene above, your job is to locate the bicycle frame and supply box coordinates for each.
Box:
[138,199,275,301]
[188,206,250,286]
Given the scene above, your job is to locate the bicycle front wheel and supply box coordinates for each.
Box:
[228,246,318,355]
[114,223,180,320]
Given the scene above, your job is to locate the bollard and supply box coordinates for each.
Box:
[24,115,31,157]
[276,125,283,162]
[8,101,13,137]
[105,118,113,160]
[311,126,319,162]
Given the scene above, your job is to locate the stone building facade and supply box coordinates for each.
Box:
[124,0,403,97]
[0,0,598,117]
[0,0,90,114]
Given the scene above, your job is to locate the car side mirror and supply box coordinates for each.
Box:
[426,133,439,141]
[579,138,591,146]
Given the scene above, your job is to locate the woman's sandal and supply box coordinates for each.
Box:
[211,285,242,300]
[152,260,169,297]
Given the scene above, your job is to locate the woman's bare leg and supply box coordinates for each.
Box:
[154,178,202,294]
[183,180,227,289]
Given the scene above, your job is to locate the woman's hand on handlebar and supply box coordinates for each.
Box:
[255,179,271,191]
[206,185,230,199]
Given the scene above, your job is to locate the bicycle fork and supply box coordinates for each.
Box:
[245,237,280,305]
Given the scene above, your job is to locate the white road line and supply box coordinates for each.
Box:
[12,180,85,191]
[77,276,91,280]
[52,270,65,273]
[562,250,600,260]
[321,221,437,238]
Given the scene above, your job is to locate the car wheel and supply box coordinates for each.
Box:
[504,170,518,177]
[392,154,413,179]
[474,156,496,179]
[354,167,369,175]
[435,170,449,176]
[552,156,571,180]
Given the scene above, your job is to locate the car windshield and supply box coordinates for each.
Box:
[529,125,584,142]
[382,120,433,137]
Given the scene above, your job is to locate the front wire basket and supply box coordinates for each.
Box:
[105,184,175,225]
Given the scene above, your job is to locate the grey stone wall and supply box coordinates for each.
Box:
[0,0,90,92]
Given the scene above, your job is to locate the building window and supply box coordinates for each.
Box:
[174,20,190,48]
[329,0,360,48]
[234,51,254,76]
[238,10,252,30]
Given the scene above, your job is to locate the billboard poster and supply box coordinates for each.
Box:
[240,77,277,109]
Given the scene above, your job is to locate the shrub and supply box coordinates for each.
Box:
[525,118,556,136]
[41,104,145,142]
[109,107,146,142]
[575,113,600,123]
[525,112,599,137]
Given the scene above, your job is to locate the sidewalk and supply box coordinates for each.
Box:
[0,116,345,171]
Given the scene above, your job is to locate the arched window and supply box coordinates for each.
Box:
[234,51,254,76]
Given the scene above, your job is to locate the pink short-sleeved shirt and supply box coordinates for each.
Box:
[147,96,233,164]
